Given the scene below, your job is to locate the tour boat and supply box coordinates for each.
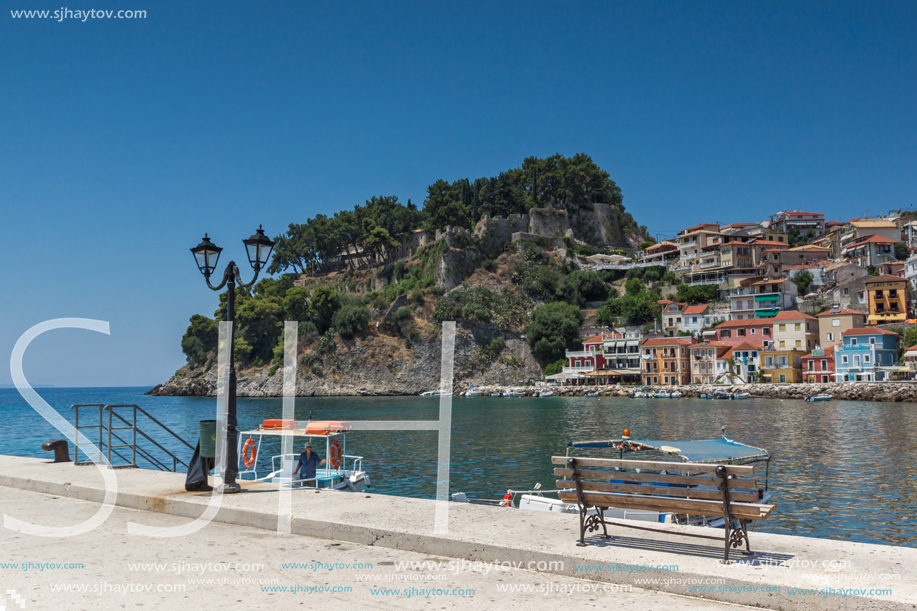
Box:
[805,394,832,402]
[455,430,771,529]
[236,420,370,492]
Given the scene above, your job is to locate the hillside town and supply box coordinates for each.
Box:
[554,209,917,387]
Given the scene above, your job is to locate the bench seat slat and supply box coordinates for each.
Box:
[551,456,756,475]
[557,491,774,520]
[556,479,761,503]
[553,468,757,489]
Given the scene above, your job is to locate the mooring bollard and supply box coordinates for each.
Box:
[41,439,71,463]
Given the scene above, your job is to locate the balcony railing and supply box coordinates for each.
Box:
[562,366,595,374]
[564,350,596,358]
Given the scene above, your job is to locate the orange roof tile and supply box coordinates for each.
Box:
[682,305,711,315]
[816,307,865,317]
[641,337,696,347]
[842,327,899,336]
[774,310,817,321]
[865,274,906,284]
[713,319,773,329]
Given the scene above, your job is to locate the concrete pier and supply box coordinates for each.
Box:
[0,454,912,610]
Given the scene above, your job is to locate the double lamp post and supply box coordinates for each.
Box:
[190,226,275,493]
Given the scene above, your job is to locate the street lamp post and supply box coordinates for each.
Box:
[190,226,275,493]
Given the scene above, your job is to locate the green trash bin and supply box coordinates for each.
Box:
[199,420,218,458]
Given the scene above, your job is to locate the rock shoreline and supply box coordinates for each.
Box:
[147,378,917,402]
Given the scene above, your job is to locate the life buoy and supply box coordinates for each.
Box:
[499,492,513,507]
[329,440,342,469]
[242,438,257,468]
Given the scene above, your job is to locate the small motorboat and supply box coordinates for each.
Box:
[669,391,683,398]
[585,392,599,397]
[420,389,448,397]
[463,389,482,398]
[539,390,555,398]
[732,392,750,400]
[502,390,525,397]
[713,391,731,400]
[805,394,833,402]
[490,393,502,397]
[656,391,671,399]
[629,391,647,398]
[699,393,715,399]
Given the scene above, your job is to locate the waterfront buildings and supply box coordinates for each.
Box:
[751,278,798,318]
[689,341,731,384]
[834,328,901,381]
[801,345,836,383]
[640,337,695,386]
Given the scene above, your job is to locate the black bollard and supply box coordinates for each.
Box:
[41,439,71,463]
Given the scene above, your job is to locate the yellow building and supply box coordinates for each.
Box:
[865,274,907,325]
[760,349,807,383]
[772,310,819,352]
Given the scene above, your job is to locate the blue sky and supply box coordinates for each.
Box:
[1,1,915,387]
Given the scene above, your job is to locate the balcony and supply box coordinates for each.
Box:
[564,350,595,358]
[562,365,595,374]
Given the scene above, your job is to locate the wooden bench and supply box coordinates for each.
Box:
[552,456,775,562]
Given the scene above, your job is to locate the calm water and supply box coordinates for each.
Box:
[1,387,916,547]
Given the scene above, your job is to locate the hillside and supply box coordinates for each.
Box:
[151,154,651,397]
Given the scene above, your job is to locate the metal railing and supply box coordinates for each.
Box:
[71,404,194,472]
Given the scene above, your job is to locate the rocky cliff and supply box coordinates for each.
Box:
[148,321,542,397]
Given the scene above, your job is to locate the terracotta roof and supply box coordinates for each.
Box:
[782,211,824,217]
[713,319,774,329]
[826,220,845,227]
[679,223,719,234]
[722,222,759,228]
[842,327,900,336]
[657,299,673,306]
[774,310,817,321]
[845,235,899,247]
[692,341,731,348]
[905,345,917,352]
[788,245,830,252]
[816,307,866,317]
[752,278,791,286]
[785,264,817,270]
[751,240,789,247]
[641,337,696,347]
[682,305,711,315]
[865,274,906,284]
[583,332,622,344]
[722,341,765,358]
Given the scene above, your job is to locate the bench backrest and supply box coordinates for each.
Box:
[551,455,771,521]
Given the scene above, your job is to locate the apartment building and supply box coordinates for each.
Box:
[816,306,867,348]
[841,235,898,267]
[751,278,798,318]
[770,211,826,237]
[675,224,723,269]
[689,341,731,384]
[772,310,819,352]
[711,318,773,345]
[760,348,807,383]
[865,274,908,325]
[835,328,900,381]
[640,337,696,385]
[801,346,835,384]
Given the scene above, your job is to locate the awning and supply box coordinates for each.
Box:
[755,311,779,317]
[626,340,639,346]
[754,294,780,302]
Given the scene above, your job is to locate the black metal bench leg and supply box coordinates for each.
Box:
[577,507,588,547]
[598,507,609,539]
[723,520,732,563]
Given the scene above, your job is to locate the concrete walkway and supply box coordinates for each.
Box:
[0,455,912,610]
[1,487,752,610]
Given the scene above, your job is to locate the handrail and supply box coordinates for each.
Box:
[70,403,193,472]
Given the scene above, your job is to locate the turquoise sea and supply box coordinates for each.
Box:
[1,387,915,547]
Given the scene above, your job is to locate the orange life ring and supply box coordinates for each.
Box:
[329,440,342,469]
[242,438,257,468]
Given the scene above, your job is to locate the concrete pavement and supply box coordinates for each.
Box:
[0,454,912,610]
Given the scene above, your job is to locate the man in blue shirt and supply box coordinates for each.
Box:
[294,442,326,481]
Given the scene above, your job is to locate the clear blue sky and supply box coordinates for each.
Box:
[1,1,915,387]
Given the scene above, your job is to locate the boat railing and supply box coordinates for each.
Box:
[71,403,194,472]
[264,452,364,483]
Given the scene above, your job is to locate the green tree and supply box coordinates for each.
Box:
[283,286,313,322]
[676,284,717,304]
[903,326,917,350]
[895,241,909,261]
[542,358,567,376]
[527,302,584,362]
[331,304,372,339]
[181,314,218,366]
[235,297,284,365]
[311,286,342,333]
[793,271,815,295]
[625,278,644,296]
[566,270,609,303]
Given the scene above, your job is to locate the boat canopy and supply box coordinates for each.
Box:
[567,437,768,463]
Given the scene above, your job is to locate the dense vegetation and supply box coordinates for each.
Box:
[268,153,646,276]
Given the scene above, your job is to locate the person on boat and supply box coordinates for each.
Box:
[294,442,326,481]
